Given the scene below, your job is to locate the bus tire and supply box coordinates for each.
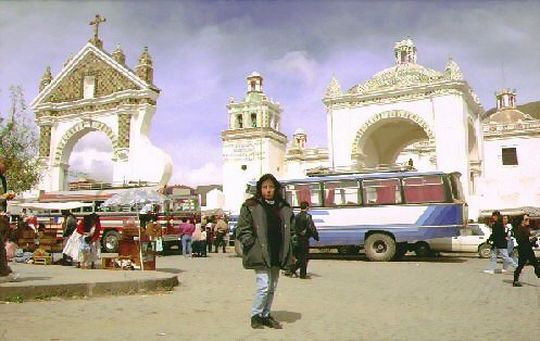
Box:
[478,243,491,258]
[234,239,243,257]
[414,242,432,258]
[365,233,396,261]
[102,230,120,253]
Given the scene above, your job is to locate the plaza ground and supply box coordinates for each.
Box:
[1,251,539,340]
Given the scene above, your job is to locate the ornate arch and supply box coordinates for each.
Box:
[53,119,119,164]
[351,110,435,156]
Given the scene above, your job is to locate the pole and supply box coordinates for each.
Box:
[137,203,144,271]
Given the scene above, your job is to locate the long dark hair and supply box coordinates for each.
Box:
[82,213,99,232]
[255,173,287,205]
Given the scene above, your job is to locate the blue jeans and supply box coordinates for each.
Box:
[486,247,517,270]
[181,235,192,257]
[251,267,280,318]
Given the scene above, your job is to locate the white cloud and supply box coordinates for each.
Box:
[170,162,222,187]
[270,50,318,84]
[69,149,113,182]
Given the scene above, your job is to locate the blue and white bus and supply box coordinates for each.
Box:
[246,168,467,261]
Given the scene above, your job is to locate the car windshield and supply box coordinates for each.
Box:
[470,225,484,236]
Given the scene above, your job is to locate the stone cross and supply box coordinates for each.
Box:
[89,14,106,40]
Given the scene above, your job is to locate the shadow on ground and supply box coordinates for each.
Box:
[273,310,302,324]
[156,268,184,274]
[309,253,468,263]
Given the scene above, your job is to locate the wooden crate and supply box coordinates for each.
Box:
[33,255,52,265]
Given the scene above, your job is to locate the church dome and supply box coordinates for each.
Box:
[349,63,444,95]
[488,108,530,124]
[293,128,306,135]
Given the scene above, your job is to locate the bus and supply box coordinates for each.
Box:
[245,168,467,261]
[16,188,200,253]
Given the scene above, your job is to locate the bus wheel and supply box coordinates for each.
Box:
[234,240,243,257]
[102,230,120,253]
[414,242,432,258]
[478,243,491,258]
[365,233,396,261]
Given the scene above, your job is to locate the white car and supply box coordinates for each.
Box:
[415,223,492,258]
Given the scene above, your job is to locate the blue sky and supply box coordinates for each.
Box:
[1,0,539,187]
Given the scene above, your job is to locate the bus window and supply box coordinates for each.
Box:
[285,183,321,207]
[82,205,93,213]
[362,178,402,205]
[403,176,445,203]
[323,180,359,206]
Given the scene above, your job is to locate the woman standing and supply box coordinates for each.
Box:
[63,213,102,269]
[236,173,294,329]
[513,215,540,287]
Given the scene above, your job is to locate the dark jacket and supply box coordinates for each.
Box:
[236,197,294,270]
[515,224,535,248]
[488,221,508,249]
[294,211,319,242]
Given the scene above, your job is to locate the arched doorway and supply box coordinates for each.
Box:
[351,110,435,168]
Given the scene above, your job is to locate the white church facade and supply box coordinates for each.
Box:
[222,39,540,218]
[31,16,172,192]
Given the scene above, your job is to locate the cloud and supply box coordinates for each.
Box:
[270,51,318,84]
[171,161,222,187]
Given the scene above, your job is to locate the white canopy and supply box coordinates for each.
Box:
[14,201,94,210]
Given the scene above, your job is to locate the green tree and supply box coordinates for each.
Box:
[0,86,41,193]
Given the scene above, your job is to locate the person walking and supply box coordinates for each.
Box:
[236,173,294,329]
[179,218,195,258]
[205,218,214,254]
[61,210,78,265]
[484,211,517,274]
[214,215,228,253]
[503,215,516,261]
[287,201,319,279]
[512,215,540,287]
[0,157,17,282]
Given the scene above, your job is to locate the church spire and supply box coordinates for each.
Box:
[495,88,517,110]
[246,71,263,93]
[39,66,52,92]
[135,46,154,84]
[112,44,126,65]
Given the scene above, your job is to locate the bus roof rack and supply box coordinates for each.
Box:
[305,164,416,177]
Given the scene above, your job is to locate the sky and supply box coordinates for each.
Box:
[1,0,539,188]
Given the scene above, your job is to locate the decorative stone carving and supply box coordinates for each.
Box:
[351,110,435,157]
[443,57,463,80]
[117,113,131,148]
[324,75,342,98]
[39,125,52,157]
[44,52,140,103]
[53,119,118,163]
[135,47,153,84]
[39,66,52,92]
[112,44,126,65]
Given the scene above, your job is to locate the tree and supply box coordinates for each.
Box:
[0,86,41,193]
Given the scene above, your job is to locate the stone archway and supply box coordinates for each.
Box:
[351,110,435,167]
[53,119,121,165]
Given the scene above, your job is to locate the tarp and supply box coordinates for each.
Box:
[14,201,94,210]
[479,206,540,218]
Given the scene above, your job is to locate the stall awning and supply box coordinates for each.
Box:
[479,206,540,218]
[13,202,94,211]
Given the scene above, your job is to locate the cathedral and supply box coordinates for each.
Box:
[222,39,540,217]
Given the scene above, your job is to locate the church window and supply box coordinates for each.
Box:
[501,147,518,165]
[83,76,95,99]
[236,114,243,128]
[251,113,257,127]
[250,80,257,92]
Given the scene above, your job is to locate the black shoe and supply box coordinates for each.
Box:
[513,281,522,287]
[250,315,264,329]
[262,315,282,329]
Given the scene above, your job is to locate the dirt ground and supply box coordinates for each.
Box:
[1,252,539,340]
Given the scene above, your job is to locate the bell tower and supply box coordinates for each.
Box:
[221,72,287,213]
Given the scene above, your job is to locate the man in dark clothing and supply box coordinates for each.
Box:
[484,210,517,274]
[287,201,319,279]
[512,215,540,287]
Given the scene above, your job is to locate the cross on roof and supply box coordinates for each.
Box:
[89,14,106,40]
